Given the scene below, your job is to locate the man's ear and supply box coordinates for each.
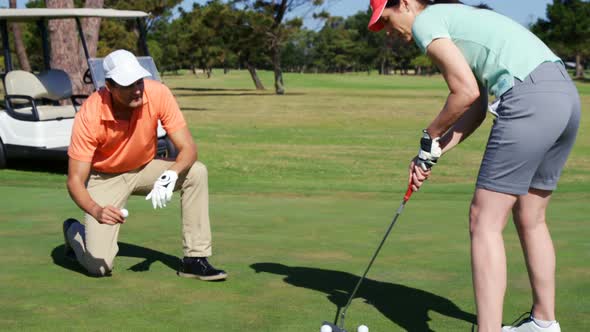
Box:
[104,80,113,92]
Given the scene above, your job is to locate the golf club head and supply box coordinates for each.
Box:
[321,321,346,332]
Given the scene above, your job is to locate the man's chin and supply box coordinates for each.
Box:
[128,99,143,108]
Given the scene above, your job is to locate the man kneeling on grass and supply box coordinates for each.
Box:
[63,49,226,280]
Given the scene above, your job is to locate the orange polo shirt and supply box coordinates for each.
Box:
[68,79,186,173]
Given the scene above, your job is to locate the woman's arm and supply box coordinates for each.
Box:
[439,83,488,154]
[408,38,485,191]
[425,38,481,138]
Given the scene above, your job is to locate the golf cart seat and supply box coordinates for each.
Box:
[4,70,79,121]
[38,69,88,109]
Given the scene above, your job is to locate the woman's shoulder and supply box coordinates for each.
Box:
[420,3,476,18]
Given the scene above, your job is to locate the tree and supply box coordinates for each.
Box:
[105,0,182,33]
[343,9,387,74]
[281,29,314,73]
[390,35,420,75]
[531,0,590,79]
[21,0,45,71]
[81,0,104,59]
[233,0,324,95]
[46,0,84,92]
[224,8,271,89]
[10,0,31,71]
[171,1,271,89]
[313,17,357,73]
[149,16,179,74]
[410,54,434,75]
[104,0,182,55]
[170,3,224,79]
[46,0,105,94]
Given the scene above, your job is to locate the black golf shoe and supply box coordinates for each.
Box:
[177,257,227,281]
[62,218,79,261]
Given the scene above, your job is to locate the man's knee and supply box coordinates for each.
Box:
[84,254,114,277]
[186,161,208,184]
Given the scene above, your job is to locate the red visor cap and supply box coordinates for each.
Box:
[368,0,387,32]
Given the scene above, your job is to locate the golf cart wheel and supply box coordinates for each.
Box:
[0,138,6,169]
[156,136,178,160]
[165,136,178,159]
[83,69,93,84]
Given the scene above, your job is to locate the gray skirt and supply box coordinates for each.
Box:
[476,61,581,195]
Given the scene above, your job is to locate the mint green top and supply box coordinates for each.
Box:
[412,4,561,97]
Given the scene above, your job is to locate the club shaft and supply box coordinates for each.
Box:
[338,199,408,329]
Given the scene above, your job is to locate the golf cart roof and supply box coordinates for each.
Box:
[0,8,148,21]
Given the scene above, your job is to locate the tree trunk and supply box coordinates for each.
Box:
[78,0,104,94]
[270,0,287,95]
[82,0,103,59]
[575,53,584,79]
[47,0,86,95]
[47,0,103,95]
[271,42,285,95]
[11,23,31,71]
[9,0,31,71]
[246,62,265,90]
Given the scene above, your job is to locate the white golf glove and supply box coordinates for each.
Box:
[146,170,178,209]
[417,129,442,171]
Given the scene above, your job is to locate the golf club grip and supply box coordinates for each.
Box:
[404,184,413,202]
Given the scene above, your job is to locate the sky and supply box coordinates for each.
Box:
[11,0,553,28]
[179,0,553,29]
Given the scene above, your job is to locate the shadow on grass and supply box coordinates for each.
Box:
[251,262,477,331]
[174,87,255,92]
[6,158,68,175]
[172,87,306,97]
[51,242,181,276]
[182,107,209,112]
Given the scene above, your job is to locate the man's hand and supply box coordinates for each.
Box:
[146,170,178,209]
[417,129,442,171]
[93,205,126,225]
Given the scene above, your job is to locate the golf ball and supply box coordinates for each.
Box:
[320,324,333,332]
[120,208,129,218]
[357,325,369,332]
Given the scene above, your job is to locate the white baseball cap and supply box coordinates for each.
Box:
[103,49,151,87]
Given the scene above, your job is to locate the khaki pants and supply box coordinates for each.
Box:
[66,160,212,276]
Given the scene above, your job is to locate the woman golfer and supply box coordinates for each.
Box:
[368,1,580,331]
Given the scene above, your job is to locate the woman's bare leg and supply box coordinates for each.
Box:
[470,188,517,332]
[513,188,556,321]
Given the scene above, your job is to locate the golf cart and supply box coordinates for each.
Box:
[0,8,177,169]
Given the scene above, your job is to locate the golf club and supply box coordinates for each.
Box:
[321,184,415,332]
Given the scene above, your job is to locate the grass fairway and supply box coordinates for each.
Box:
[0,70,588,331]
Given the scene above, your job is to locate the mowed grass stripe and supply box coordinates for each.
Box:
[0,70,588,331]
